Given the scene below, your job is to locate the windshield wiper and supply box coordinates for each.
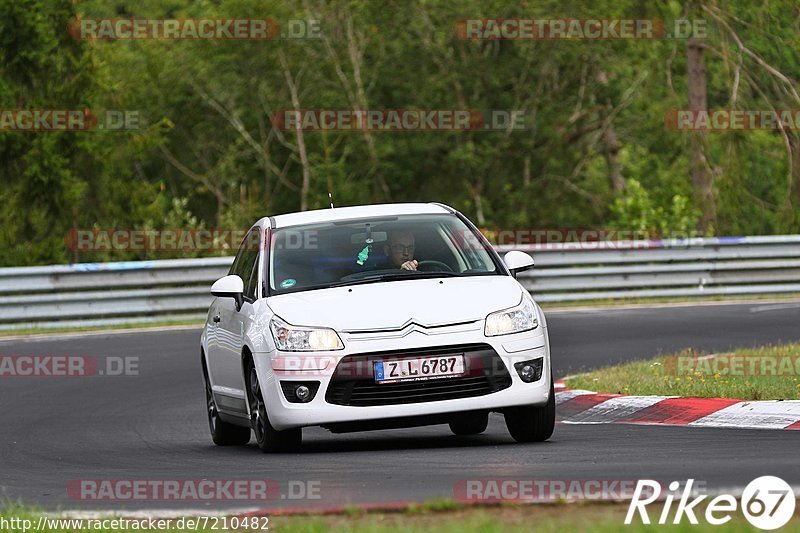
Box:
[328,271,465,288]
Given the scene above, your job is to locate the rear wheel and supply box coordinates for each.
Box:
[203,360,251,446]
[449,411,489,435]
[246,358,302,453]
[504,376,555,443]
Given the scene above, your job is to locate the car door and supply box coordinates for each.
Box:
[216,227,262,395]
[206,250,243,388]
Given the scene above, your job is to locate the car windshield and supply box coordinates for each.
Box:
[268,213,501,294]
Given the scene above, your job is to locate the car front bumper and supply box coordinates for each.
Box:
[253,323,552,430]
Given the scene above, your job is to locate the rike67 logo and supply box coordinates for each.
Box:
[626,477,796,530]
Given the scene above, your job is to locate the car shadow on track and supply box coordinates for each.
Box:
[191,416,559,455]
[296,433,513,454]
[258,417,557,454]
[193,432,557,455]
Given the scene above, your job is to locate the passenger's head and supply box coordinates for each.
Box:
[385,230,415,267]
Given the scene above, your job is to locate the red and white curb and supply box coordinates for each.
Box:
[554,381,800,430]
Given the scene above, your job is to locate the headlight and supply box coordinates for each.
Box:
[269,316,344,351]
[484,298,539,336]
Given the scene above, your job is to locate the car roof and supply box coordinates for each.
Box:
[260,203,455,229]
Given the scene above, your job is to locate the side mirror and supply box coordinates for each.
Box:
[211,275,244,309]
[504,251,534,278]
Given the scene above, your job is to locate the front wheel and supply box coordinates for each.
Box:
[504,376,555,443]
[246,359,302,453]
[204,363,251,446]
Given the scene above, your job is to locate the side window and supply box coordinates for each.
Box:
[244,251,261,301]
[228,252,240,277]
[232,228,261,301]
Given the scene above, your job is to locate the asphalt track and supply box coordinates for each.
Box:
[1,301,799,511]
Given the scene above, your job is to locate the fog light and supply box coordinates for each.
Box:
[280,381,319,403]
[520,365,535,381]
[514,358,544,383]
[295,385,311,402]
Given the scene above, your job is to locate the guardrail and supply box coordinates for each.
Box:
[1,235,799,329]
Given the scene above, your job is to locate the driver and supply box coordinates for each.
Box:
[384,230,418,271]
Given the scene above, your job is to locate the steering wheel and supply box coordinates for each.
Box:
[416,260,453,272]
[338,269,401,282]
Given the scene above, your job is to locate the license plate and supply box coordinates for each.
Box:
[374,354,465,384]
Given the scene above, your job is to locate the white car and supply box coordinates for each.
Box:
[201,203,554,452]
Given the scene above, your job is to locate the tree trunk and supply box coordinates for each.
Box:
[603,120,624,194]
[687,37,715,232]
[344,16,390,202]
[280,54,311,211]
[789,135,800,206]
[467,181,486,226]
[523,156,531,187]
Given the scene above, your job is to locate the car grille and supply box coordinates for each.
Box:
[325,343,511,407]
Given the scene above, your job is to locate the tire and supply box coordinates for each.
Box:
[449,411,489,435]
[504,375,555,443]
[245,358,302,453]
[203,359,251,446]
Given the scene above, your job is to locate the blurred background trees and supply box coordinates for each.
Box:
[1,0,799,265]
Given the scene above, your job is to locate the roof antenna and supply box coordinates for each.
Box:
[328,192,335,209]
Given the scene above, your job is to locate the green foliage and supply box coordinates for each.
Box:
[1,0,799,266]
[610,179,702,237]
[567,343,800,401]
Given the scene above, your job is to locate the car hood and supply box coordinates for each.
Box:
[266,276,525,331]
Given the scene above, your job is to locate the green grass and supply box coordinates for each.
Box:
[404,498,462,514]
[3,503,799,532]
[271,505,799,532]
[567,344,800,400]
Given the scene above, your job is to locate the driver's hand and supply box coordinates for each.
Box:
[401,260,418,271]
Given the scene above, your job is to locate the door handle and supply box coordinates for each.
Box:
[213,315,221,323]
